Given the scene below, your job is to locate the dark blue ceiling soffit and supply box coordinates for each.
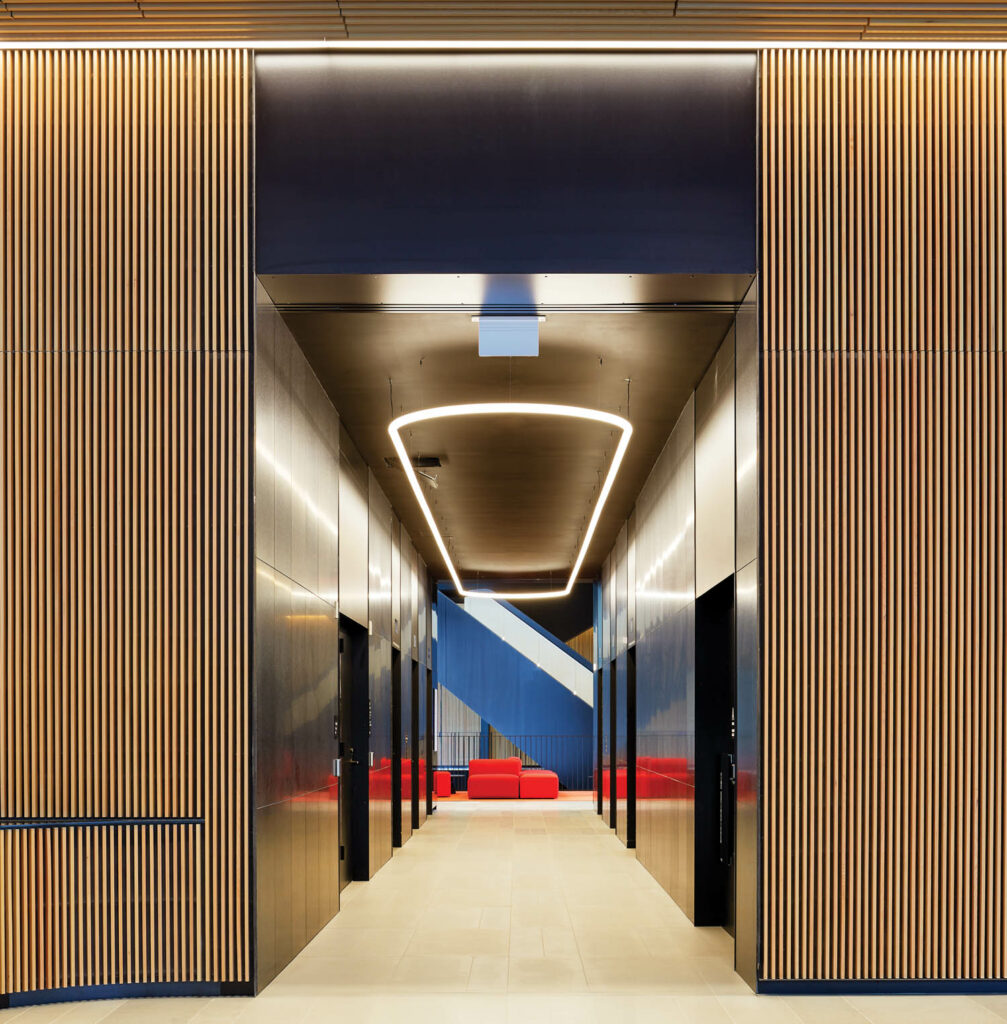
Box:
[255,53,757,277]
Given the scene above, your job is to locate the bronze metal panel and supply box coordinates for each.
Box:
[734,278,760,988]
[254,291,342,990]
[368,633,393,875]
[338,426,369,629]
[632,396,696,919]
[735,559,760,989]
[735,280,759,573]
[762,48,1007,981]
[368,471,393,642]
[0,49,251,998]
[695,329,736,597]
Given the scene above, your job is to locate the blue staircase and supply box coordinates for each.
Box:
[435,592,593,789]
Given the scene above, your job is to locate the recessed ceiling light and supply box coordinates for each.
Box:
[388,402,632,601]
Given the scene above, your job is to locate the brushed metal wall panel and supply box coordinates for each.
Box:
[0,49,251,998]
[368,633,393,876]
[614,524,631,846]
[338,426,370,629]
[633,396,696,918]
[368,472,393,642]
[735,281,759,573]
[627,509,637,646]
[734,559,760,989]
[696,331,736,598]
[401,530,416,661]
[391,515,402,648]
[366,475,396,872]
[254,291,340,989]
[418,557,429,670]
[615,523,629,656]
[600,555,614,828]
[762,49,1007,981]
[734,277,760,988]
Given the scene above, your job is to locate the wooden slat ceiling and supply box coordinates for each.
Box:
[2,2,1007,42]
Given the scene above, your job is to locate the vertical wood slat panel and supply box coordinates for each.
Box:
[762,49,1007,981]
[0,51,251,996]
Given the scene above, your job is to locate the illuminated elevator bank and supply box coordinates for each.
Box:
[253,50,758,993]
[7,39,1003,1011]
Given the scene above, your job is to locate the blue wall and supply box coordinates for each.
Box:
[436,593,592,788]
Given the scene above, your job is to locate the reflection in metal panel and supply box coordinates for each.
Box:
[735,559,760,989]
[338,427,370,628]
[695,330,736,598]
[391,516,402,648]
[254,290,341,989]
[368,633,393,876]
[633,396,696,918]
[368,473,394,642]
[734,281,759,574]
[733,277,760,988]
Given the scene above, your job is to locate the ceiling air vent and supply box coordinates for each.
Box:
[384,455,442,470]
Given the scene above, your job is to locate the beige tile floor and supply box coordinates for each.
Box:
[4,800,1007,1023]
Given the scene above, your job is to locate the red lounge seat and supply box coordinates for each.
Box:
[433,770,452,797]
[520,769,559,799]
[467,757,522,798]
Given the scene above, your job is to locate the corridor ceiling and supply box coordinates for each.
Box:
[2,2,1006,41]
[262,273,752,584]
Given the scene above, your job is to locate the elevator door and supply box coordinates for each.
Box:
[338,628,355,892]
[695,575,736,928]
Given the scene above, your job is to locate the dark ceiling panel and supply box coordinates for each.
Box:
[255,53,756,276]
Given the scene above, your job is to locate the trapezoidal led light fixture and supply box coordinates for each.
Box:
[388,401,632,601]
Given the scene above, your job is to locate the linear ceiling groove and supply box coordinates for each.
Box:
[1,1,1006,41]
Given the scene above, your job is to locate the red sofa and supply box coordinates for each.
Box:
[468,757,522,798]
[467,757,559,799]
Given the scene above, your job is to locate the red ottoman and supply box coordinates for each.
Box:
[433,770,452,797]
[519,769,559,799]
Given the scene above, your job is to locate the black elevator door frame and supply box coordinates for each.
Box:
[694,575,736,929]
[625,646,637,849]
[391,647,403,847]
[410,659,421,830]
[608,656,618,833]
[595,668,603,817]
[426,667,434,816]
[338,616,370,885]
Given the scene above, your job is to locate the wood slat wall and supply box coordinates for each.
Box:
[4,2,1007,41]
[762,48,1007,980]
[0,50,252,997]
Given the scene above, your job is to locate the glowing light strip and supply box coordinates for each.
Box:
[388,402,632,601]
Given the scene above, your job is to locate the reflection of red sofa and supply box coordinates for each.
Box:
[466,758,559,799]
[596,759,695,802]
[636,757,693,799]
[600,768,628,799]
